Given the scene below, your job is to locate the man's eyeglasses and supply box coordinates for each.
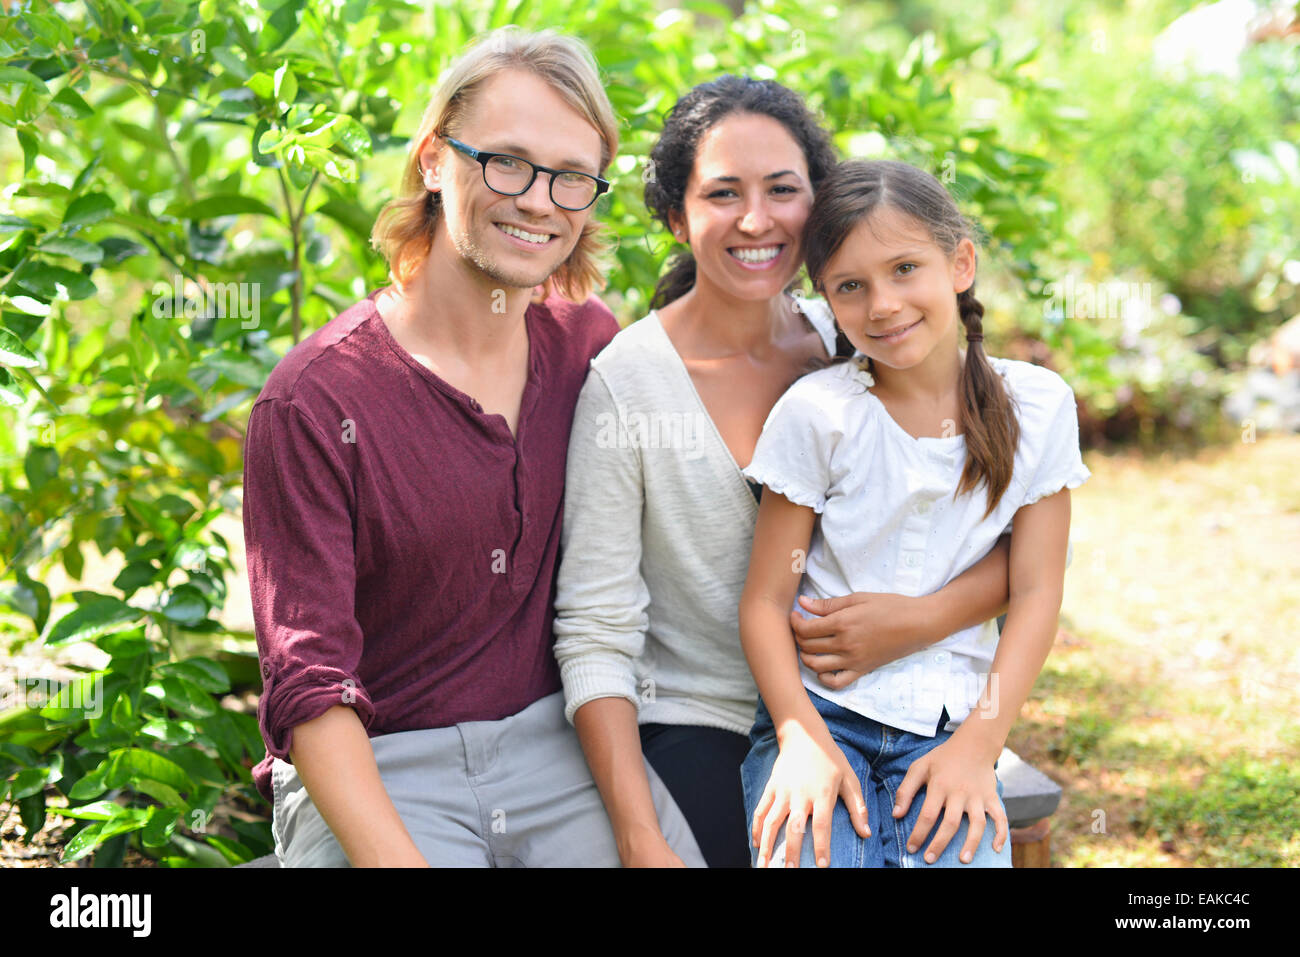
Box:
[440,135,610,212]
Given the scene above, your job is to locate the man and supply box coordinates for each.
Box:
[243,27,703,867]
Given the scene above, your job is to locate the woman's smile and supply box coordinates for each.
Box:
[728,243,786,270]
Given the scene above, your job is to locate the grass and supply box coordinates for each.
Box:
[1007,432,1300,866]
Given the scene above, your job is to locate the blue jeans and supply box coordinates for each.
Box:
[740,691,1012,868]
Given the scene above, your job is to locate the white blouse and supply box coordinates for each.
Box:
[741,355,1091,736]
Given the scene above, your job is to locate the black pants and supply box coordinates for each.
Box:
[639,722,753,868]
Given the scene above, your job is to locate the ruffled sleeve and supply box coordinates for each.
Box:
[741,373,846,513]
[1021,372,1092,507]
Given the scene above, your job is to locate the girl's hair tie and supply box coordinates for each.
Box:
[966,333,984,342]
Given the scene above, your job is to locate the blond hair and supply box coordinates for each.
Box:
[370,27,619,302]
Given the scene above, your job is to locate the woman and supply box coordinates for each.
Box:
[552,76,1011,867]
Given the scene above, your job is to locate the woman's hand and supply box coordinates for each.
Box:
[892,732,1008,865]
[619,824,688,868]
[750,723,870,868]
[790,592,932,688]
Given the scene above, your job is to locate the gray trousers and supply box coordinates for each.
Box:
[271,691,705,867]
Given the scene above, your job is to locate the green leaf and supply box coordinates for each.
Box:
[158,676,218,719]
[141,806,181,847]
[274,61,297,112]
[189,136,211,178]
[246,72,275,100]
[61,808,149,862]
[0,327,39,367]
[104,747,193,792]
[203,350,268,388]
[67,766,109,800]
[166,832,231,867]
[158,657,229,694]
[61,542,84,581]
[71,153,102,195]
[62,191,114,227]
[176,195,277,220]
[57,800,121,821]
[133,777,185,808]
[0,66,50,94]
[9,767,48,800]
[165,745,226,786]
[259,0,306,53]
[112,560,157,594]
[50,86,94,119]
[61,821,104,861]
[23,444,58,490]
[0,214,36,232]
[18,790,45,841]
[139,717,196,746]
[0,378,24,407]
[45,596,142,646]
[0,574,49,631]
[17,129,37,175]
[11,260,97,300]
[4,302,48,336]
[333,115,372,156]
[98,237,148,263]
[39,671,107,722]
[205,834,255,865]
[160,584,208,626]
[37,236,104,264]
[317,195,373,240]
[158,432,226,476]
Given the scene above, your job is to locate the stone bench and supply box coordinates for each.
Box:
[998,746,1062,867]
[237,747,1061,868]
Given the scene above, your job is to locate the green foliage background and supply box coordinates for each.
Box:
[0,0,1295,865]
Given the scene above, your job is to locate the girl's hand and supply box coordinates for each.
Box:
[892,733,1008,864]
[750,724,871,868]
[791,592,927,687]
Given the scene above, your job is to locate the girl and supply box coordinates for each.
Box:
[739,159,1090,868]
[552,81,1016,867]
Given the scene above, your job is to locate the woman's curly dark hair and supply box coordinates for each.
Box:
[645,75,838,310]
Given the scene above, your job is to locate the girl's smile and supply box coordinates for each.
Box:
[869,317,923,343]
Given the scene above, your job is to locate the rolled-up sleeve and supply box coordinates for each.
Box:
[552,369,651,723]
[243,397,375,761]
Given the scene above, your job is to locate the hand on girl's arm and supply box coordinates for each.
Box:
[740,490,871,867]
[893,489,1072,863]
[791,534,1011,688]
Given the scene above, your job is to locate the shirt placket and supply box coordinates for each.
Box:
[892,448,960,726]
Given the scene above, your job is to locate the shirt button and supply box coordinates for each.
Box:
[261,663,272,677]
[933,652,950,664]
[915,501,931,515]
[905,554,921,568]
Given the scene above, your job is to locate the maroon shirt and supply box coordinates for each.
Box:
[242,289,618,801]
